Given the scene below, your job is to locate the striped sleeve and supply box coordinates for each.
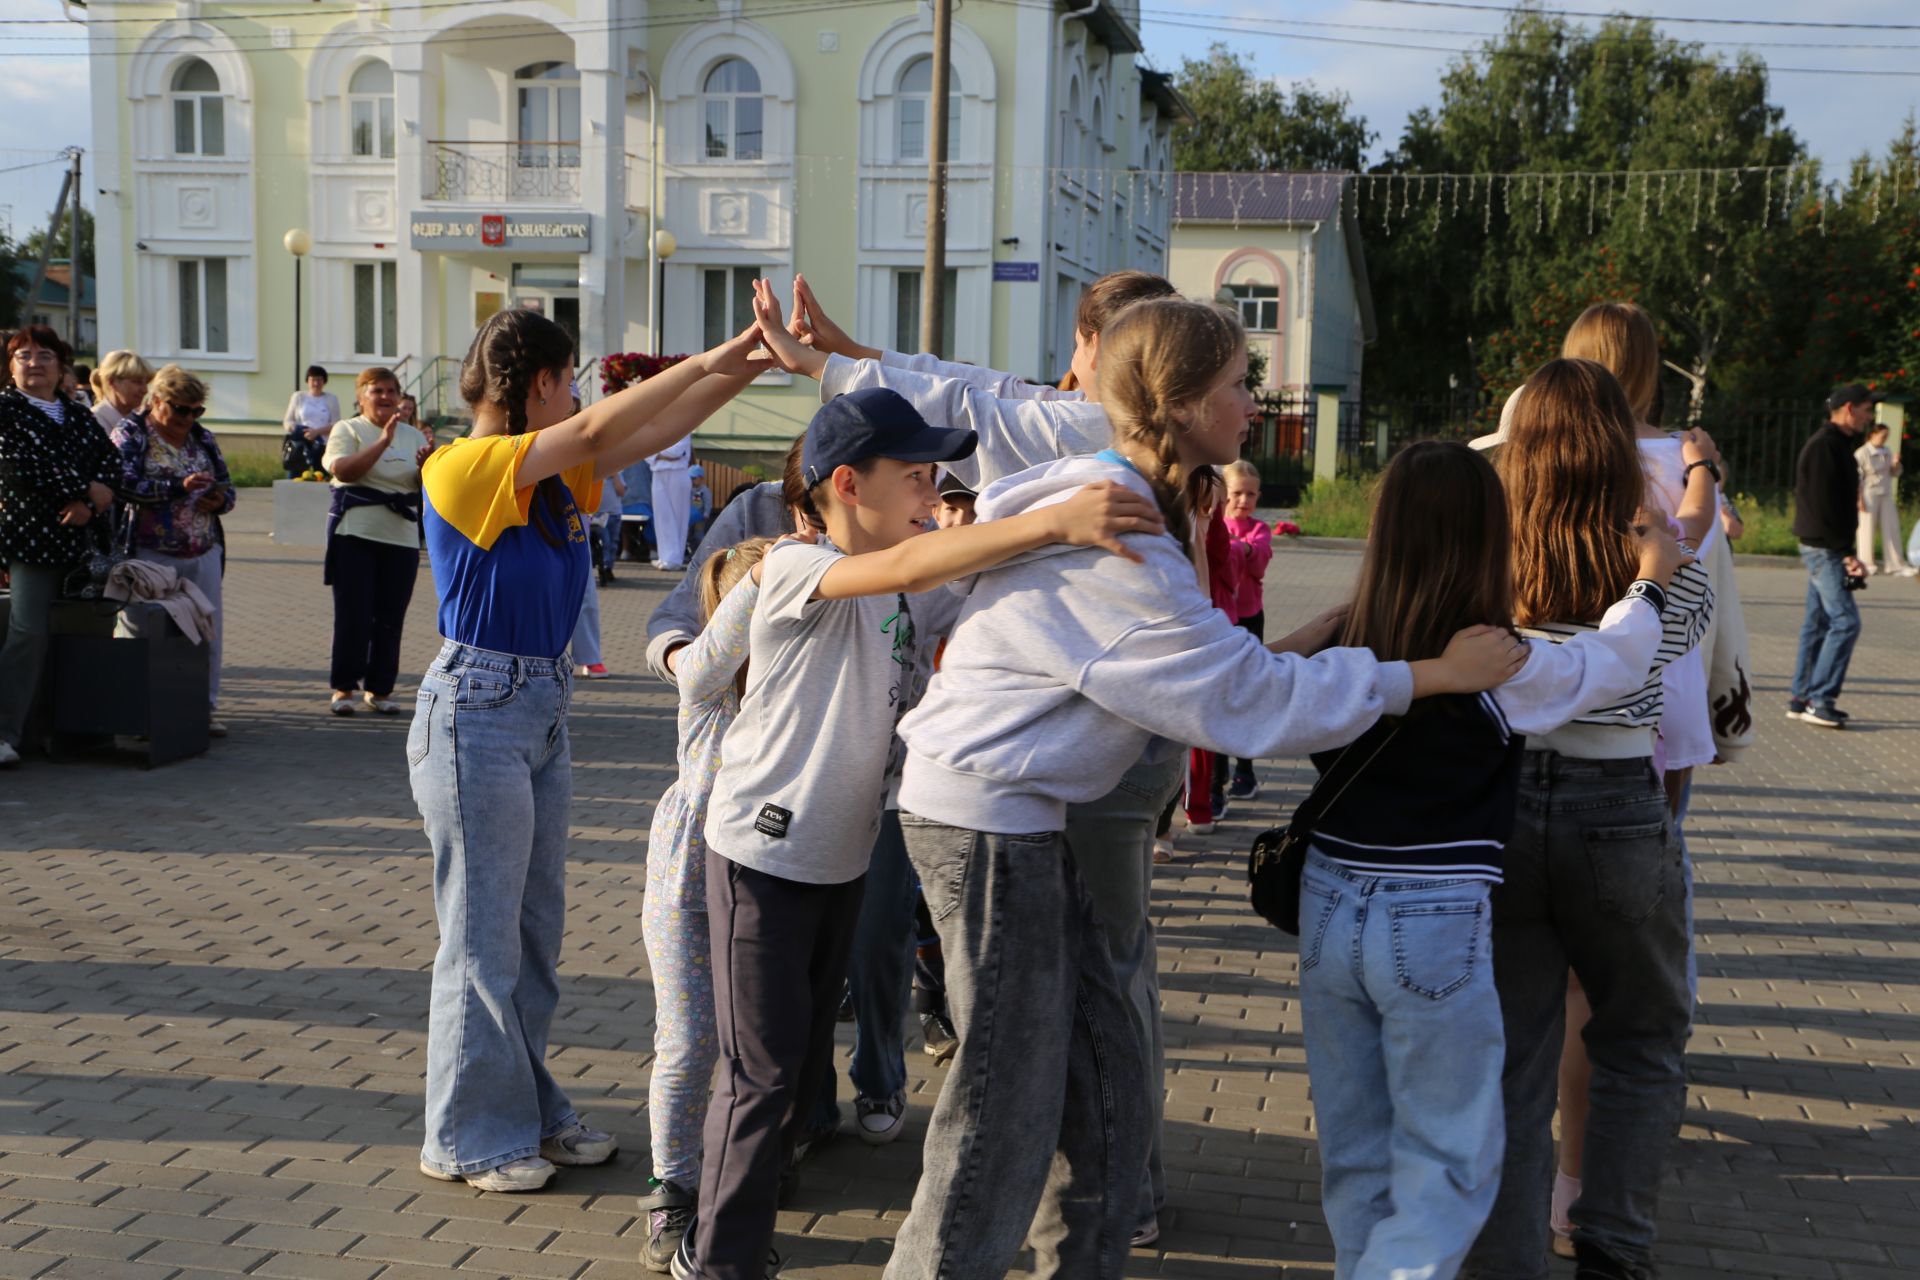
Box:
[1518,562,1713,730]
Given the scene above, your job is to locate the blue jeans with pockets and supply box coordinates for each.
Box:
[1300,849,1505,1280]
[409,641,580,1175]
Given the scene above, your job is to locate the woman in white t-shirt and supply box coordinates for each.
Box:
[284,365,343,476]
[321,367,432,715]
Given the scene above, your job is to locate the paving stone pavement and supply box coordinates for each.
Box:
[1,501,1916,1280]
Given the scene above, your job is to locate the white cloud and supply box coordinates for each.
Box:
[0,0,90,243]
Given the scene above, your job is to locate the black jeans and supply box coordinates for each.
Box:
[328,534,419,697]
[1465,751,1689,1280]
[694,853,864,1280]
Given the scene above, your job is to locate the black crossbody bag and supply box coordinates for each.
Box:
[1247,724,1403,934]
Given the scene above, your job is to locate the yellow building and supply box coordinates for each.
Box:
[1167,171,1375,400]
[88,0,1183,460]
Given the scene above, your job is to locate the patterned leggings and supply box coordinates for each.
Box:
[641,894,719,1185]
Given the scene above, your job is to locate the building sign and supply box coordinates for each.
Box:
[411,216,591,253]
[993,261,1040,282]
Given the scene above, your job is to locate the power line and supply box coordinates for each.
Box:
[1151,9,1920,53]
[1349,0,1920,32]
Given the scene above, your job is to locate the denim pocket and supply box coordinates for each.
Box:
[902,819,973,924]
[1583,822,1671,924]
[1387,899,1485,1000]
[406,686,438,767]
[1298,879,1339,972]
[453,667,516,710]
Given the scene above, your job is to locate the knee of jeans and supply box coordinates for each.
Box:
[1829,610,1862,638]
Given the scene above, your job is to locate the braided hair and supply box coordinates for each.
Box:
[1095,298,1246,554]
[459,308,577,548]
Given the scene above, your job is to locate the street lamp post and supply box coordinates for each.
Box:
[653,228,677,356]
[283,228,312,389]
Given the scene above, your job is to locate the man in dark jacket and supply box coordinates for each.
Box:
[1788,384,1875,728]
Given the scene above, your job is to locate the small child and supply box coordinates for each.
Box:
[637,536,773,1272]
[932,468,976,529]
[1186,468,1238,834]
[1220,458,1274,799]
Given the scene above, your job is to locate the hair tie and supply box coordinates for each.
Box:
[725,548,736,561]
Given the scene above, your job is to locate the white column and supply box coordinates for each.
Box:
[392,42,431,376]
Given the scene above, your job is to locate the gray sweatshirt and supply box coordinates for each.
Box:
[896,456,1416,834]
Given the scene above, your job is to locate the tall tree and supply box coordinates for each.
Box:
[1173,45,1374,173]
[1361,12,1806,416]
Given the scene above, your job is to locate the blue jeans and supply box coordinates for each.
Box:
[808,811,916,1133]
[1790,544,1861,712]
[409,641,580,1174]
[1300,850,1504,1280]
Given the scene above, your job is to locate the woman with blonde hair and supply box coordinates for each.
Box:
[110,363,235,733]
[91,350,154,432]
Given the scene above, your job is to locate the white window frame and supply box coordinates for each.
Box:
[895,56,960,164]
[176,257,230,354]
[893,267,959,360]
[701,265,760,350]
[1224,282,1282,333]
[514,60,582,169]
[351,260,399,359]
[171,58,226,157]
[701,58,765,162]
[347,60,395,160]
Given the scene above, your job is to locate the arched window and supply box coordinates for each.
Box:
[515,60,581,168]
[348,60,394,160]
[1062,77,1082,173]
[172,58,225,157]
[702,58,764,161]
[1091,92,1105,154]
[896,55,960,163]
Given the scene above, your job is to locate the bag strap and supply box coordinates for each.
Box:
[1286,721,1405,843]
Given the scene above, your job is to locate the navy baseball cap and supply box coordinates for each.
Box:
[801,387,977,488]
[1827,382,1884,411]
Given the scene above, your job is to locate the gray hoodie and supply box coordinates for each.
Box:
[896,456,1416,834]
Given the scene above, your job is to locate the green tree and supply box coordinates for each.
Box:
[20,203,93,278]
[1173,45,1374,173]
[1361,11,1805,416]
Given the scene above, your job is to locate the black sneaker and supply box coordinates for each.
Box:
[674,1222,782,1278]
[1210,793,1230,821]
[920,1010,958,1063]
[1785,699,1808,719]
[1228,773,1260,800]
[1800,706,1847,729]
[639,1178,695,1273]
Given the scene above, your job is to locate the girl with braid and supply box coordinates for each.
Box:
[408,307,765,1193]
[886,299,1528,1278]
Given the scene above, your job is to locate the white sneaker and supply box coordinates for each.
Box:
[855,1091,907,1146]
[419,1156,555,1192]
[540,1121,617,1166]
[1187,821,1216,836]
[0,741,19,767]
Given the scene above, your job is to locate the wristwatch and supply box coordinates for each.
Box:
[1684,458,1721,485]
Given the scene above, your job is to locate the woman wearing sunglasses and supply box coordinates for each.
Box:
[109,363,235,735]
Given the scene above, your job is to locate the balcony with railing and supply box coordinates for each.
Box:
[423,140,594,203]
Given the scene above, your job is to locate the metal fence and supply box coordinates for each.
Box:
[1242,392,1486,504]
[1692,401,1824,495]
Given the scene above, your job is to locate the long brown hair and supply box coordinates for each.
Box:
[1340,442,1515,662]
[459,308,576,547]
[1562,302,1660,423]
[1097,298,1245,551]
[1501,358,1645,627]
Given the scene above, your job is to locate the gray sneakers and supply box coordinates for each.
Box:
[418,1156,555,1193]
[540,1121,618,1166]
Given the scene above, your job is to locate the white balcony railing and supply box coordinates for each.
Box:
[425,140,590,203]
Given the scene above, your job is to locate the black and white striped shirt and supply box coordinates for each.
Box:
[1518,559,1713,729]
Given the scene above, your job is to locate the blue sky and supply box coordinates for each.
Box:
[1,0,1915,250]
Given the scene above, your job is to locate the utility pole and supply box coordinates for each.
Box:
[22,153,76,333]
[918,0,953,356]
[66,149,81,351]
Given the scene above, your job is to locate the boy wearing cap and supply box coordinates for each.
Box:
[1788,384,1876,728]
[679,387,1161,1280]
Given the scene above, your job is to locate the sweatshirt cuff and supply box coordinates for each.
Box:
[820,353,857,403]
[1377,661,1414,717]
[645,628,694,687]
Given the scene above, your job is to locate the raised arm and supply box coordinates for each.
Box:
[646,483,794,684]
[594,368,759,482]
[675,577,760,707]
[1672,428,1720,546]
[517,324,766,487]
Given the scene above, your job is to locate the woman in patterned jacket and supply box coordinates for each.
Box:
[0,325,118,766]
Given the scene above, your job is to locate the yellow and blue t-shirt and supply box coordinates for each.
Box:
[420,434,602,659]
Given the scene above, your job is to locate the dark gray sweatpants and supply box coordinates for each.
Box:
[692,850,864,1280]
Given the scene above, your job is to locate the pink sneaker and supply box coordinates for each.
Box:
[580,663,611,679]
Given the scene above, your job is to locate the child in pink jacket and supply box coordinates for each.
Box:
[1220,460,1275,799]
